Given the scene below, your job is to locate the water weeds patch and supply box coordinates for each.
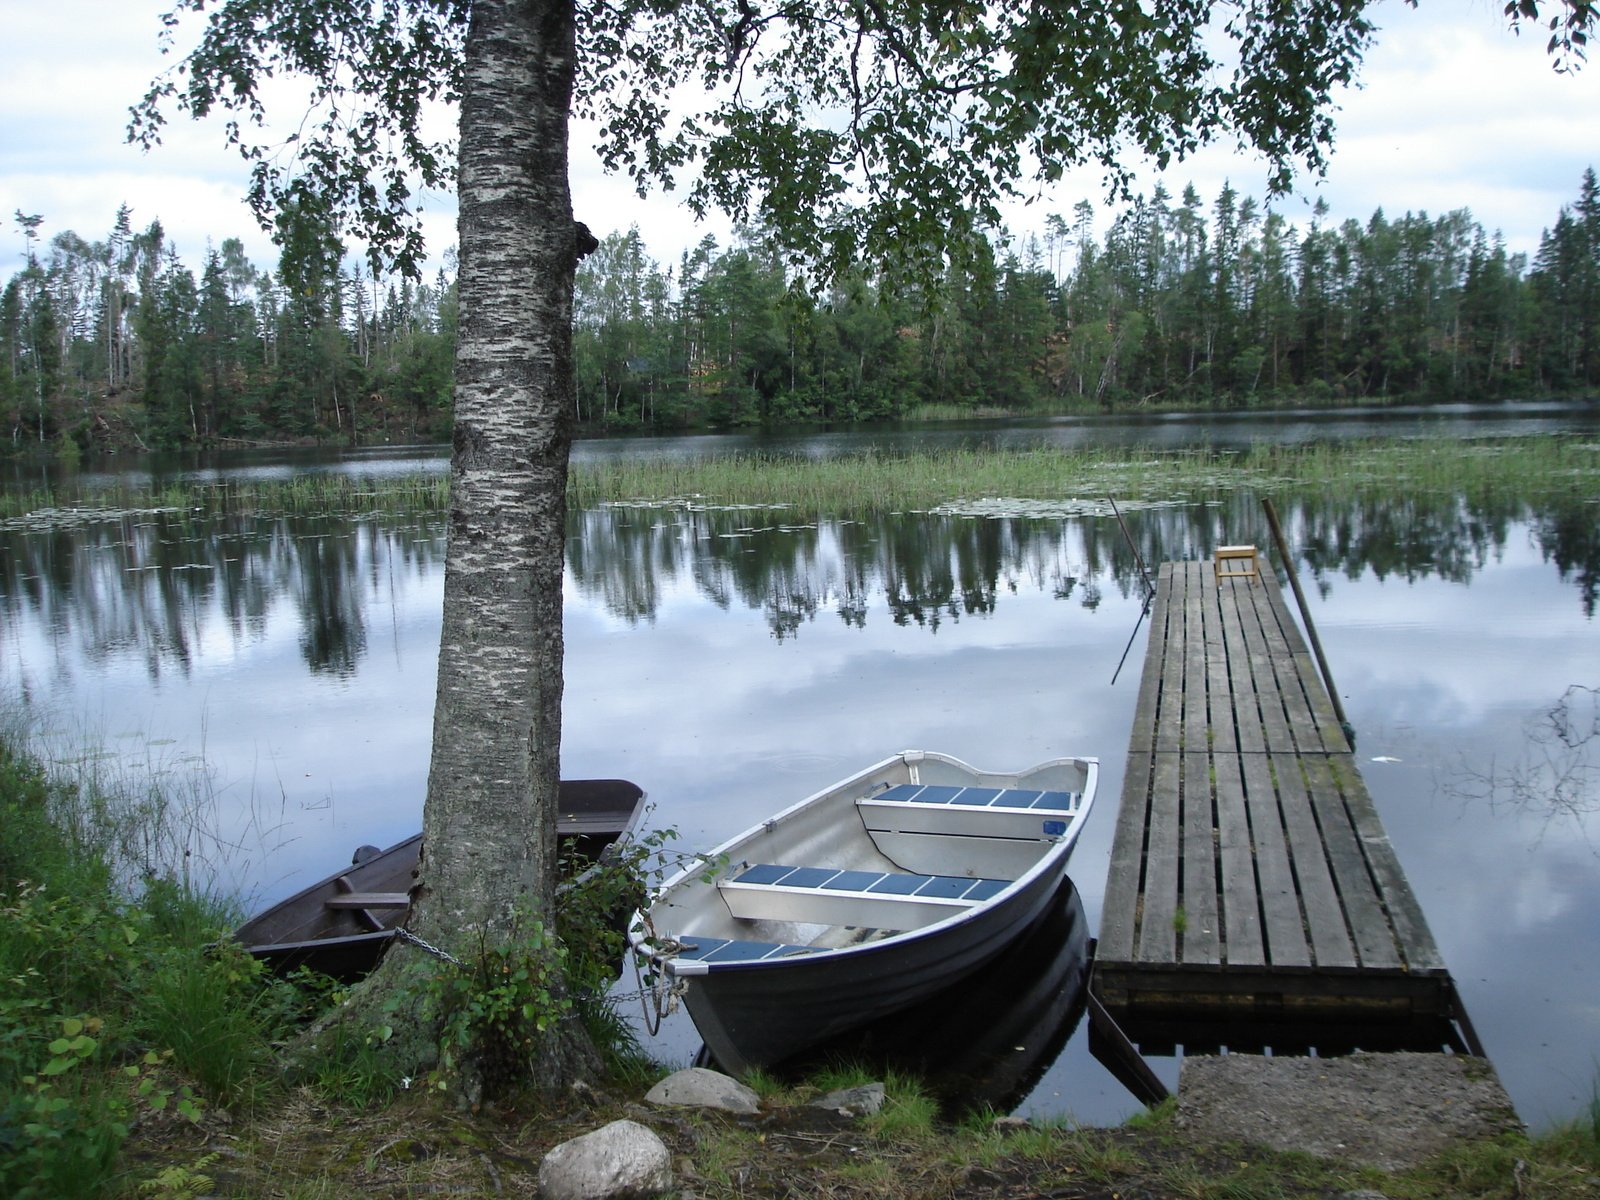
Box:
[0,505,186,533]
[929,497,1191,519]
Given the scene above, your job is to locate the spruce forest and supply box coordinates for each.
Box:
[4,170,1598,453]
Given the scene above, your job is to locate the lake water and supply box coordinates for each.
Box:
[2,405,1597,1129]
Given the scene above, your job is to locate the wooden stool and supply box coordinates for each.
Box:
[1214,544,1258,580]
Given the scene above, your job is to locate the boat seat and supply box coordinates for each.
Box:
[856,783,1079,841]
[717,863,1007,929]
[663,935,817,964]
[325,892,411,909]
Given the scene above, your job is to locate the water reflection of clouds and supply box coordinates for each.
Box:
[1312,560,1592,733]
[1325,555,1599,1123]
[6,494,1599,1127]
[3,528,446,905]
[1385,794,1600,1116]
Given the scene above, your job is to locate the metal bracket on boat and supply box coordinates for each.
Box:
[631,943,689,1035]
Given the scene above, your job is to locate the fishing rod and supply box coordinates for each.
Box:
[1110,598,1149,686]
[1108,495,1156,685]
[1108,495,1156,605]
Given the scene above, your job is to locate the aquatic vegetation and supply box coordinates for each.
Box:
[0,474,451,527]
[569,435,1600,515]
[3,435,1595,529]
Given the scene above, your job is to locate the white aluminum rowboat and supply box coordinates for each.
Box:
[628,750,1097,1074]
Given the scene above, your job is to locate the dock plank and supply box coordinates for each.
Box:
[1125,568,1172,756]
[1238,751,1311,968]
[1215,568,1266,755]
[1212,750,1265,967]
[1233,576,1297,753]
[1183,567,1212,759]
[1154,567,1190,754]
[1180,751,1221,965]
[1259,567,1352,754]
[1331,765,1446,974]
[1100,753,1151,963]
[1300,755,1402,969]
[1204,574,1240,755]
[1249,580,1332,755]
[1136,752,1183,963]
[1270,747,1358,969]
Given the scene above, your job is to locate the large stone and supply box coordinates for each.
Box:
[644,1067,761,1114]
[538,1119,672,1200]
[810,1082,886,1117]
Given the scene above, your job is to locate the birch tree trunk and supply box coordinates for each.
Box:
[414,0,574,944]
[402,0,596,1086]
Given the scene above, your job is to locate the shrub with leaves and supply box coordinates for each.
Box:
[423,916,571,1102]
[0,1016,203,1200]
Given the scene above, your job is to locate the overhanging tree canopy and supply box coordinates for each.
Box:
[131,0,1596,1094]
[134,0,1600,279]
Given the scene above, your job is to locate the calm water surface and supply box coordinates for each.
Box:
[2,415,1597,1128]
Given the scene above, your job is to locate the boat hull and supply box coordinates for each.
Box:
[631,751,1095,1073]
[236,778,645,979]
[758,874,1091,1114]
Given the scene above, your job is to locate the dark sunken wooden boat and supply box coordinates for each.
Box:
[235,778,645,980]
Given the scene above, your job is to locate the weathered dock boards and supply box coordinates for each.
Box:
[1094,559,1452,1044]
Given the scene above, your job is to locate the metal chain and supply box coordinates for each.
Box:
[395,923,685,1029]
[393,924,465,968]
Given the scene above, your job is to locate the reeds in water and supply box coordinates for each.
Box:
[4,435,1595,523]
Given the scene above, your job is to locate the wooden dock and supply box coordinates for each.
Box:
[1093,558,1461,1052]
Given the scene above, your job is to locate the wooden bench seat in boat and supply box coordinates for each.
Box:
[717,862,1007,929]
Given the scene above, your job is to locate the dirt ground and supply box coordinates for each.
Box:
[120,1052,1548,1199]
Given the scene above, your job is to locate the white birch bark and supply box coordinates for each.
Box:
[410,0,580,950]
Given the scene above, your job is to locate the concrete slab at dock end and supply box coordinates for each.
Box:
[1174,1051,1520,1171]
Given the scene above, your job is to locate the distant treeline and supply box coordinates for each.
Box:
[4,170,1598,451]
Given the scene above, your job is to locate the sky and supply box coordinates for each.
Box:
[2,0,1599,281]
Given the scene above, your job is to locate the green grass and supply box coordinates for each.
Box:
[0,719,304,1199]
[0,702,705,1195]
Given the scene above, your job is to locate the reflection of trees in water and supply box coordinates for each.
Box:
[1278,491,1599,613]
[0,509,447,679]
[1531,506,1600,618]
[6,489,1598,670]
[568,491,1600,632]
[1292,496,1507,585]
[566,506,1126,637]
[1448,684,1599,847]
